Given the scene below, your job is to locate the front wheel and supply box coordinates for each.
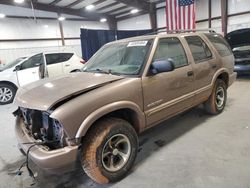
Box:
[204,79,227,114]
[81,118,138,184]
[0,83,17,105]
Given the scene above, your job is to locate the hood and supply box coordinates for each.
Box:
[15,72,124,111]
[0,67,14,79]
[225,28,250,49]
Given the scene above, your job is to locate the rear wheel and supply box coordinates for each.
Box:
[0,83,17,105]
[81,118,138,184]
[204,79,227,114]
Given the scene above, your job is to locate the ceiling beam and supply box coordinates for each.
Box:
[93,0,108,6]
[0,0,115,22]
[114,0,153,12]
[114,10,132,17]
[76,0,108,10]
[96,2,120,11]
[65,0,85,8]
[105,6,128,15]
[50,0,63,6]
[116,12,147,21]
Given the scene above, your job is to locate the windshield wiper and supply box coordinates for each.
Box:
[84,68,111,74]
[83,68,122,76]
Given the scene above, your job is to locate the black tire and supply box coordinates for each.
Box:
[204,79,227,115]
[81,118,138,184]
[0,83,17,105]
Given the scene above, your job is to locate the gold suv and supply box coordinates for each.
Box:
[14,30,236,184]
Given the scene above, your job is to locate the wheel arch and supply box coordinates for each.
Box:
[0,80,18,90]
[75,101,145,139]
[212,69,229,88]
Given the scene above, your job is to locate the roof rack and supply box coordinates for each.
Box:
[147,28,216,35]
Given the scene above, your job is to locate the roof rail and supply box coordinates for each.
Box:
[147,28,216,35]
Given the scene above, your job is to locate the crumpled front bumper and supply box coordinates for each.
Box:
[15,116,79,173]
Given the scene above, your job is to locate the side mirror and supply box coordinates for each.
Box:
[14,65,21,71]
[150,59,175,75]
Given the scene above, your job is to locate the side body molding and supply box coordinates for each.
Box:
[75,101,145,138]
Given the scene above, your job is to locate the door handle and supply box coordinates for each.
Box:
[32,72,37,74]
[187,71,194,77]
[65,64,70,67]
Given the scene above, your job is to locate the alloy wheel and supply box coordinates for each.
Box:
[0,87,13,103]
[102,134,131,172]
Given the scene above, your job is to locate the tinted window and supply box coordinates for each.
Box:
[153,37,188,68]
[205,34,232,57]
[46,53,73,65]
[185,36,212,62]
[21,53,43,69]
[60,53,73,62]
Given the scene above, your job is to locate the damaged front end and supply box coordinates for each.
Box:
[14,108,79,172]
[17,107,66,149]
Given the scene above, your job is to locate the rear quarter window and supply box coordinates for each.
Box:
[46,53,73,65]
[60,53,74,62]
[205,34,232,57]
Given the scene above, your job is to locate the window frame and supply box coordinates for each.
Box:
[205,33,233,57]
[20,53,44,70]
[151,36,189,69]
[185,35,213,63]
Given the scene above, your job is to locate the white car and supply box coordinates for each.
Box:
[0,52,85,105]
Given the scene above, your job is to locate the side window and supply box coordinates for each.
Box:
[205,34,232,57]
[185,36,212,62]
[21,53,43,70]
[45,54,61,65]
[153,37,188,68]
[46,53,73,65]
[60,53,73,62]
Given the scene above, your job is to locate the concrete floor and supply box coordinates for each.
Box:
[0,77,250,188]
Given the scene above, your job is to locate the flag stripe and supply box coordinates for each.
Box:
[166,0,169,30]
[169,0,173,30]
[166,0,196,30]
[174,0,178,30]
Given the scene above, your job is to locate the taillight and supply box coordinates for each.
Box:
[80,60,86,64]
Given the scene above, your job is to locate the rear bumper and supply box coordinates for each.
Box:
[228,72,237,87]
[15,116,79,173]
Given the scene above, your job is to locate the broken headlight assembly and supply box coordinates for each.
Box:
[18,107,67,150]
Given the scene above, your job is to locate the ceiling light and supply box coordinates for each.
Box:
[100,18,107,23]
[14,0,24,3]
[58,16,65,21]
[131,9,139,14]
[0,13,6,18]
[85,4,95,10]
[44,25,49,28]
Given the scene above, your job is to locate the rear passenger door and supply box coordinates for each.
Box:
[60,53,75,73]
[45,53,64,77]
[185,36,218,101]
[142,37,195,127]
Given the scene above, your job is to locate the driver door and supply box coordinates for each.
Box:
[16,53,44,86]
[142,37,195,127]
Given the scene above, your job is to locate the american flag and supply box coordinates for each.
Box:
[166,0,196,30]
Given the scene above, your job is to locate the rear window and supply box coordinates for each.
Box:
[46,53,73,65]
[185,36,212,62]
[205,34,232,57]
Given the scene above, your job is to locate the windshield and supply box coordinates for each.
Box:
[1,57,26,71]
[83,39,153,75]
